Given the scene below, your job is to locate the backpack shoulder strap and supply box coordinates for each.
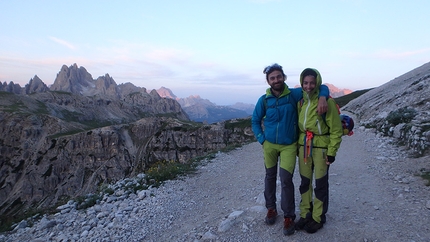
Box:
[262,95,267,110]
[299,98,304,107]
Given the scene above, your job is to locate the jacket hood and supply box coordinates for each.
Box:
[300,68,322,94]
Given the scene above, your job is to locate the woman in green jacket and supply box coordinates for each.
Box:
[295,68,343,234]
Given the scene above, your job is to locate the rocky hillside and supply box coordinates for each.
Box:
[156,87,251,123]
[0,64,255,222]
[343,61,430,156]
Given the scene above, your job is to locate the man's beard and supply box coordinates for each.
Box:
[271,82,284,92]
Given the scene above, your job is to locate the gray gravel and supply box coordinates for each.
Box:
[1,124,430,242]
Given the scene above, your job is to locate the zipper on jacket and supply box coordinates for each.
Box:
[316,119,322,134]
[303,93,311,129]
[275,98,279,143]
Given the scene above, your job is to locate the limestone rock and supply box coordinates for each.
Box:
[343,61,430,155]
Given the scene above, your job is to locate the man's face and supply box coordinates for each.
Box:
[302,75,316,94]
[267,70,285,92]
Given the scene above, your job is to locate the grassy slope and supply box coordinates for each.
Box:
[334,88,373,108]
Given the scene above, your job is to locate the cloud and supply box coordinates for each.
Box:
[145,48,193,63]
[249,0,281,3]
[48,36,77,50]
[373,48,430,59]
[343,48,430,60]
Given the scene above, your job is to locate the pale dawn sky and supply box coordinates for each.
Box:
[1,0,429,105]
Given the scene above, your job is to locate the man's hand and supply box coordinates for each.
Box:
[317,96,328,115]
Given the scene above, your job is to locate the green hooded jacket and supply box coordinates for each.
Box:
[298,68,343,157]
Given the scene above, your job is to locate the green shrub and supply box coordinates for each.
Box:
[224,118,251,130]
[75,194,101,210]
[386,107,417,125]
[421,170,430,186]
[100,184,115,195]
[334,88,372,107]
[144,160,197,187]
[2,101,26,113]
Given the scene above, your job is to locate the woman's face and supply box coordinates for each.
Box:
[302,75,316,94]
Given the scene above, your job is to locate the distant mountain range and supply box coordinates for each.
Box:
[157,84,352,123]
[155,87,254,124]
[294,83,352,98]
[0,64,353,125]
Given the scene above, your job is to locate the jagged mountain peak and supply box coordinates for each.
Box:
[0,81,22,94]
[324,83,353,97]
[50,63,95,95]
[48,64,145,99]
[25,75,49,94]
[156,86,177,99]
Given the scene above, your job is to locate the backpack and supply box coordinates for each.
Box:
[299,97,354,136]
[340,113,354,136]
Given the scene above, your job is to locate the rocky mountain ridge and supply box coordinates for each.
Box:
[324,83,353,97]
[0,64,255,222]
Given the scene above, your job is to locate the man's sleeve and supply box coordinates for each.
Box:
[251,96,265,144]
[318,84,330,98]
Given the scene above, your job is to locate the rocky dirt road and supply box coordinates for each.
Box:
[147,126,430,242]
[2,122,430,242]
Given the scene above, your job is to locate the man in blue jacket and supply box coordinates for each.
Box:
[252,63,329,236]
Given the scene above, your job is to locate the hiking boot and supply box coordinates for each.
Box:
[295,217,310,230]
[265,208,277,225]
[283,217,295,235]
[304,219,323,233]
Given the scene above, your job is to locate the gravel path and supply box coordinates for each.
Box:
[141,127,430,242]
[2,121,430,241]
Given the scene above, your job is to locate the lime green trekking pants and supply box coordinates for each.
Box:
[263,141,297,219]
[298,146,329,224]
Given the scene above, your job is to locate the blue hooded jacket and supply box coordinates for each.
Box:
[252,84,329,145]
